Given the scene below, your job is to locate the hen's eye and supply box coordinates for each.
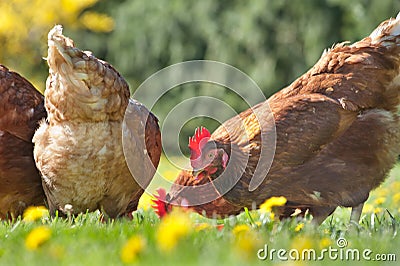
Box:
[208,153,214,158]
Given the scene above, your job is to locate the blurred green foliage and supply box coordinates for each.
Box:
[1,0,399,154]
[106,0,399,93]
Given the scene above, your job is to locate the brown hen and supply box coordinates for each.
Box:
[33,26,161,218]
[158,14,400,223]
[0,65,46,219]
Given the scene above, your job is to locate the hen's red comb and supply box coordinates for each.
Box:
[188,127,210,160]
[151,188,168,218]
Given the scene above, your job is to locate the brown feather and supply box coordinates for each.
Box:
[0,65,46,219]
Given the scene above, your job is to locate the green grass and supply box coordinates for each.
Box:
[1,162,399,266]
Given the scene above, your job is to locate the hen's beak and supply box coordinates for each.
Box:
[192,169,204,179]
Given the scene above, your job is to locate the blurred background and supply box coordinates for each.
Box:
[1,0,399,156]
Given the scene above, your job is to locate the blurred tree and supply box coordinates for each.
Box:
[0,0,115,91]
[108,0,399,95]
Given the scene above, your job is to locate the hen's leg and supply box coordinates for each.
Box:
[350,203,364,223]
[311,206,337,225]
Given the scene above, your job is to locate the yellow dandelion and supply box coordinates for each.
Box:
[61,0,98,14]
[376,187,389,197]
[233,231,260,259]
[259,196,287,213]
[195,223,212,232]
[23,206,49,222]
[392,192,400,204]
[231,224,259,259]
[291,235,314,252]
[156,210,192,252]
[120,235,146,263]
[363,203,374,213]
[392,181,400,191]
[138,193,155,210]
[319,237,332,249]
[80,11,114,32]
[162,170,179,181]
[374,207,383,214]
[269,212,276,220]
[294,223,304,232]
[232,224,250,236]
[25,226,51,250]
[374,197,386,205]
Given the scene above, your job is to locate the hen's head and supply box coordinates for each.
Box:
[188,127,229,178]
[152,170,243,219]
[152,170,221,218]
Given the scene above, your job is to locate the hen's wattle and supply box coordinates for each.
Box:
[152,188,169,218]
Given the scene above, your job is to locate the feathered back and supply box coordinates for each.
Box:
[269,12,400,114]
[0,65,46,141]
[369,12,400,47]
[46,25,129,123]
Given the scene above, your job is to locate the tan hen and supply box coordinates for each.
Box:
[33,26,161,218]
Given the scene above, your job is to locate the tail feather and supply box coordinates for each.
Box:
[369,12,400,47]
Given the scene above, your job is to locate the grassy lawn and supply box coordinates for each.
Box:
[0,158,399,266]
